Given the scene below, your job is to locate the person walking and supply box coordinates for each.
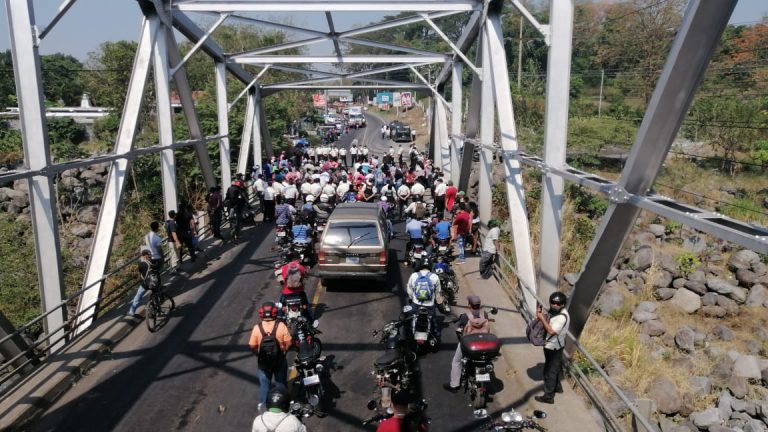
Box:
[452,203,471,264]
[534,292,570,405]
[165,210,183,271]
[249,302,293,412]
[263,179,278,222]
[143,221,164,270]
[128,250,155,317]
[479,219,501,279]
[207,186,224,240]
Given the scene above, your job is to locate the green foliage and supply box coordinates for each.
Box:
[675,251,701,278]
[572,215,597,243]
[47,117,86,146]
[0,50,15,110]
[664,219,682,235]
[751,140,768,173]
[567,184,608,218]
[82,40,138,108]
[92,113,120,143]
[0,120,22,162]
[0,213,41,332]
[719,195,767,225]
[41,53,84,105]
[567,117,637,161]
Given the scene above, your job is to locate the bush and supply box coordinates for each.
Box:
[567,184,608,218]
[675,251,701,277]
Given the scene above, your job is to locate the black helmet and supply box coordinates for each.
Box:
[549,292,567,306]
[266,387,290,411]
[417,256,432,271]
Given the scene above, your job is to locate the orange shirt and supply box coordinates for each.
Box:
[248,319,293,353]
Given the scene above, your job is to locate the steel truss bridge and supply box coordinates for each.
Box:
[1,0,767,428]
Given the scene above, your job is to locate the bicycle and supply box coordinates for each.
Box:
[228,206,242,243]
[145,286,175,332]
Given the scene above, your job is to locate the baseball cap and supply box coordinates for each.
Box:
[467,295,481,308]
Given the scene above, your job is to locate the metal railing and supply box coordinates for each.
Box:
[493,250,659,432]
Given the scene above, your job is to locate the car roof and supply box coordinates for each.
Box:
[329,202,382,219]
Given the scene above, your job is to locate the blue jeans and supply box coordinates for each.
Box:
[257,358,288,404]
[457,235,466,262]
[129,285,146,315]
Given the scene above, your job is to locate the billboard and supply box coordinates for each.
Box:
[393,92,401,107]
[312,93,326,108]
[400,92,412,108]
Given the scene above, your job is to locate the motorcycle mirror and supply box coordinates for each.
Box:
[473,409,489,419]
[533,410,547,419]
[367,400,377,411]
[490,307,499,315]
[275,302,283,309]
[312,320,320,329]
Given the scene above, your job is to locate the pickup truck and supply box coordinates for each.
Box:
[349,113,366,127]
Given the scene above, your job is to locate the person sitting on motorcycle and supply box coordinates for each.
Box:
[403,197,428,220]
[444,295,490,393]
[406,257,442,342]
[252,386,307,432]
[405,216,427,258]
[279,259,314,322]
[431,217,452,252]
[291,214,311,245]
[375,390,427,432]
[312,193,332,225]
[300,194,316,227]
[274,195,295,231]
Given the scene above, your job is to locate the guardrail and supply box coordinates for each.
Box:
[492,249,659,432]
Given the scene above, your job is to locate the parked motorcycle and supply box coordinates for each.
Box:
[458,331,501,409]
[402,304,439,354]
[369,319,418,412]
[433,256,458,313]
[476,409,547,431]
[291,240,314,267]
[408,240,427,269]
[435,237,453,259]
[291,316,326,416]
[275,224,291,246]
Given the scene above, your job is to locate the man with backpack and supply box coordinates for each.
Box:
[278,259,314,322]
[403,198,427,220]
[444,295,490,393]
[249,302,293,412]
[406,258,442,342]
[128,250,158,317]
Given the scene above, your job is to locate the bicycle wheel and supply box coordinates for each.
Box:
[159,291,175,315]
[146,295,159,332]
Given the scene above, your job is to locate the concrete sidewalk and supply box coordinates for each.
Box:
[452,255,603,431]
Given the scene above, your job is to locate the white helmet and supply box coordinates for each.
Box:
[380,196,388,202]
[320,194,329,203]
[306,195,315,202]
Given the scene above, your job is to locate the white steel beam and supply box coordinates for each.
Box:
[233,55,447,64]
[342,38,446,58]
[229,65,271,110]
[270,65,337,77]
[420,14,481,76]
[477,28,493,224]
[251,91,263,170]
[221,13,329,38]
[340,11,460,38]
[435,11,482,87]
[231,37,327,57]
[486,10,537,314]
[171,12,230,75]
[216,62,233,189]
[569,0,738,341]
[259,102,274,159]
[509,0,551,45]
[173,1,480,13]
[7,0,67,350]
[262,84,429,94]
[38,0,78,41]
[237,89,256,176]
[457,35,483,192]
[153,20,179,240]
[76,16,156,333]
[325,12,343,61]
[435,95,451,174]
[449,61,462,182]
[538,0,573,301]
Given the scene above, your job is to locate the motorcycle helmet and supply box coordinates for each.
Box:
[417,256,432,271]
[266,387,291,412]
[305,195,315,203]
[380,196,388,202]
[320,193,329,203]
[549,291,568,307]
[259,301,278,320]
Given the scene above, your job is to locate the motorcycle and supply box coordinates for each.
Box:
[408,240,427,268]
[402,304,439,354]
[275,224,291,246]
[363,397,431,429]
[291,240,314,267]
[314,218,327,241]
[435,237,453,259]
[476,409,547,431]
[433,256,458,313]
[291,315,326,416]
[458,329,501,409]
[369,319,418,412]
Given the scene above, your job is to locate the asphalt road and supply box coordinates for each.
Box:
[26,115,498,432]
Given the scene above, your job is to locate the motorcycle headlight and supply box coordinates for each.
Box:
[402,305,413,313]
[435,268,443,274]
[316,363,324,372]
[501,410,523,423]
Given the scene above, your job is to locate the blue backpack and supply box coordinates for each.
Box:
[413,272,434,302]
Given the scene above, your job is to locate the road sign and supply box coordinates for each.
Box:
[393,92,401,107]
[400,92,412,107]
[312,93,326,107]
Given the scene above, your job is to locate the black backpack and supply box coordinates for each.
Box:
[257,322,282,369]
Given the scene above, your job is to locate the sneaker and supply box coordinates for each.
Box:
[443,383,460,393]
[534,395,554,404]
[257,403,265,413]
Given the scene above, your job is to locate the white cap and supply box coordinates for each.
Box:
[306,195,315,202]
[380,196,388,202]
[320,194,329,202]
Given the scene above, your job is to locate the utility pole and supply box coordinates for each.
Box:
[598,69,604,117]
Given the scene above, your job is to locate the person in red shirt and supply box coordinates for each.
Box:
[444,180,458,213]
[452,203,471,264]
[279,259,313,321]
[376,391,427,432]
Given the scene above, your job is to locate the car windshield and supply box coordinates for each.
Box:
[324,222,381,247]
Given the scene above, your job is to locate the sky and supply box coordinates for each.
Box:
[0,0,767,61]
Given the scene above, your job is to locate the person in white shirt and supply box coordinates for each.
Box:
[336,178,350,200]
[350,144,358,162]
[319,171,330,187]
[322,182,336,200]
[330,145,339,161]
[397,144,404,164]
[381,125,387,139]
[362,145,370,162]
[309,178,323,198]
[272,179,285,197]
[396,183,411,218]
[410,181,426,200]
[263,179,278,222]
[251,388,306,432]
[535,291,570,405]
[479,219,500,279]
[338,146,348,166]
[282,181,299,206]
[307,146,316,163]
[299,180,312,201]
[433,177,447,216]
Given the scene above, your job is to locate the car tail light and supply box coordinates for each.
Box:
[318,251,326,264]
[379,250,386,264]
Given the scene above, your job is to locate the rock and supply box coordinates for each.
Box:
[630,246,654,271]
[728,286,748,303]
[658,416,678,432]
[745,400,759,417]
[706,346,725,358]
[690,270,706,282]
[727,350,741,362]
[597,287,628,316]
[746,340,762,355]
[710,426,737,432]
[670,288,701,314]
[733,355,763,380]
[60,168,78,178]
[58,176,83,190]
[732,397,748,412]
[684,235,708,254]
[605,387,637,418]
[753,262,768,277]
[713,325,735,341]
[635,231,657,246]
[701,305,727,318]
[707,264,727,278]
[632,310,657,323]
[746,285,768,308]
[653,270,674,288]
[650,377,681,415]
[12,179,28,193]
[77,238,92,252]
[716,296,739,315]
[648,224,666,237]
[642,320,667,337]
[672,278,687,289]
[690,408,722,429]
[76,205,100,224]
[79,169,98,180]
[684,280,708,295]
[635,301,657,313]
[737,268,760,287]
[658,252,680,278]
[693,329,708,348]
[655,288,677,300]
[89,162,109,174]
[729,249,761,271]
[689,376,712,397]
[675,326,696,353]
[702,292,720,306]
[727,375,749,399]
[763,368,768,387]
[743,419,767,432]
[606,267,619,281]
[672,356,694,370]
[708,278,737,295]
[563,273,579,285]
[758,401,768,423]
[604,357,627,378]
[711,360,734,385]
[68,223,93,238]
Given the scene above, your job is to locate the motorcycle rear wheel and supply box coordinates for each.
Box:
[472,389,487,409]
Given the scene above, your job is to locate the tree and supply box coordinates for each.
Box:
[751,140,768,174]
[41,53,83,106]
[82,41,138,108]
[0,50,15,110]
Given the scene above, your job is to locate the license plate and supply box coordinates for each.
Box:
[476,373,491,382]
[318,226,324,231]
[414,331,428,341]
[346,255,359,264]
[439,246,447,251]
[413,252,422,258]
[303,374,321,386]
[277,231,286,237]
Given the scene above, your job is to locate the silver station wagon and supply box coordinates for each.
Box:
[316,202,390,281]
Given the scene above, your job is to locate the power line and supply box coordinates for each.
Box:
[654,181,768,219]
